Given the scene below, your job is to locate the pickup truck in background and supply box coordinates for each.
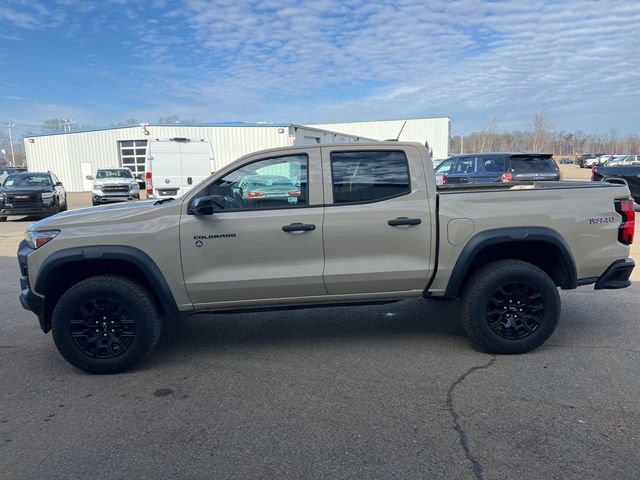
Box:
[592,165,640,204]
[18,142,636,373]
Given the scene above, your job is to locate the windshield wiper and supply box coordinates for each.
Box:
[153,197,176,205]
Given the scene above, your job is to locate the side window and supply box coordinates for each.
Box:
[331,150,410,204]
[453,157,476,174]
[200,154,308,211]
[435,159,454,174]
[481,156,506,173]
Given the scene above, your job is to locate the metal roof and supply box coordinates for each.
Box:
[26,121,293,138]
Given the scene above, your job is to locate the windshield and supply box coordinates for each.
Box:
[3,174,51,188]
[96,169,133,179]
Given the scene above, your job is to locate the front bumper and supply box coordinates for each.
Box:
[93,193,139,204]
[17,240,48,332]
[1,204,57,216]
[595,259,635,290]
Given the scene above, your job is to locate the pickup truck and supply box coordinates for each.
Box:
[18,142,636,373]
[591,165,640,204]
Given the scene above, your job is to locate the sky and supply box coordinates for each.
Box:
[1,0,639,137]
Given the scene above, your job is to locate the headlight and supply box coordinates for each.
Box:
[130,183,139,191]
[25,229,60,249]
[93,185,102,192]
[41,192,54,200]
[0,192,4,202]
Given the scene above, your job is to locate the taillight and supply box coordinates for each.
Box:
[145,171,153,194]
[500,172,513,183]
[288,191,300,197]
[591,168,596,181]
[441,174,447,185]
[247,191,265,198]
[615,199,635,245]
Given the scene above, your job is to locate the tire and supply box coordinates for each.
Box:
[460,259,560,355]
[60,199,68,212]
[51,275,162,374]
[0,216,6,222]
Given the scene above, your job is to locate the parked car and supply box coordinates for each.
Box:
[237,175,300,203]
[605,155,640,167]
[434,153,560,185]
[17,142,635,373]
[576,153,605,168]
[0,171,67,221]
[89,168,140,206]
[592,165,640,203]
[559,157,573,164]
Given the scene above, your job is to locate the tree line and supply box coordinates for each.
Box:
[451,113,640,156]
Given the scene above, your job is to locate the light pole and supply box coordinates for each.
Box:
[5,122,15,166]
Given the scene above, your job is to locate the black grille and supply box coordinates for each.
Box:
[6,193,41,207]
[102,185,130,193]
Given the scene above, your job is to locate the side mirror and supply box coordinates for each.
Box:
[55,182,63,187]
[188,196,226,216]
[86,175,94,180]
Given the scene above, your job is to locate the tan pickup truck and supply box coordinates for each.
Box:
[18,142,636,373]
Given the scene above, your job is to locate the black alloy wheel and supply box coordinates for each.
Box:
[70,298,136,358]
[485,282,544,340]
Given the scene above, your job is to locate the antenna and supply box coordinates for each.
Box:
[395,120,407,141]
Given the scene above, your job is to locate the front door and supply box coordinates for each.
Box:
[321,146,433,294]
[180,149,326,307]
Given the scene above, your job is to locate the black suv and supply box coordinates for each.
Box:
[434,153,560,185]
[0,171,68,221]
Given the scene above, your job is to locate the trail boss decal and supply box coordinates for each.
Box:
[588,216,616,225]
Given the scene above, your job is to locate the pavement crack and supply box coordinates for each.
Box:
[446,355,496,480]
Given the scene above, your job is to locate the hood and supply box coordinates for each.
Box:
[93,177,138,186]
[31,198,181,230]
[1,185,52,193]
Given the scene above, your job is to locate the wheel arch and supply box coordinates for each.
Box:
[443,227,577,299]
[35,246,179,332]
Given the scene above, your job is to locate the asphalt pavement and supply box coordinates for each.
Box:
[1,193,640,479]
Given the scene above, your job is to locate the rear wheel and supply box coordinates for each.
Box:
[51,275,162,374]
[460,259,560,354]
[0,216,6,222]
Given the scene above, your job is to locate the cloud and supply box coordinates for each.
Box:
[2,0,640,133]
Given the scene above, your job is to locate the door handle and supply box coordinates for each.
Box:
[282,223,316,233]
[388,217,421,227]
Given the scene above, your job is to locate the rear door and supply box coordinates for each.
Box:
[148,141,182,197]
[321,145,433,294]
[179,141,214,194]
[510,154,560,181]
[475,155,507,183]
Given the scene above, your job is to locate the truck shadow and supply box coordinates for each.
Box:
[152,298,467,358]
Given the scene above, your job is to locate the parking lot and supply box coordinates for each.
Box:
[1,187,640,479]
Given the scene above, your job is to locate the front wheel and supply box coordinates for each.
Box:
[460,259,560,354]
[0,216,6,222]
[51,275,162,374]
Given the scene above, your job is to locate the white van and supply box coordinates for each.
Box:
[145,138,215,199]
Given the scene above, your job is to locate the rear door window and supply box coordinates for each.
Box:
[331,151,410,204]
[452,157,476,175]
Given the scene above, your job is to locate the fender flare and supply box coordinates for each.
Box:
[443,226,577,299]
[35,245,179,318]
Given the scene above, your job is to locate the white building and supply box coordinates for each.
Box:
[24,118,450,192]
[310,118,450,160]
[24,123,373,192]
